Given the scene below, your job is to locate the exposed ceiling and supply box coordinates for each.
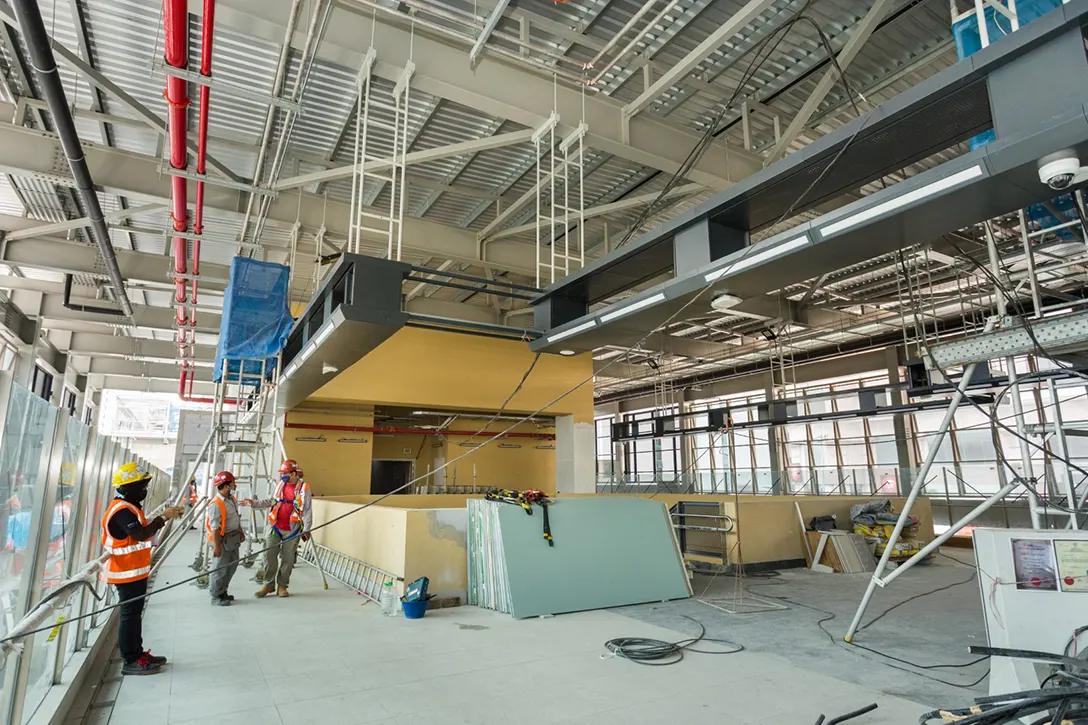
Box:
[0,0,1080,403]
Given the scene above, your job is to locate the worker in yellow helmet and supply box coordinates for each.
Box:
[101,462,183,676]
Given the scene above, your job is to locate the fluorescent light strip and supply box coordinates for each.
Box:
[704,236,809,283]
[546,319,597,344]
[282,363,298,380]
[819,165,983,237]
[313,322,334,346]
[599,292,667,323]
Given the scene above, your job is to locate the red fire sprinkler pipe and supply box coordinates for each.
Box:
[163,0,192,400]
[283,421,556,440]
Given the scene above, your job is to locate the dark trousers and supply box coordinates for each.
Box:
[115,578,148,664]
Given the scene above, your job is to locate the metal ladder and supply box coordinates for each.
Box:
[297,543,397,603]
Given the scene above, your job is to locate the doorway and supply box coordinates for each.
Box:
[371,460,414,495]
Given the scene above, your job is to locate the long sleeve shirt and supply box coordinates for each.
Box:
[251,480,312,534]
[106,501,165,542]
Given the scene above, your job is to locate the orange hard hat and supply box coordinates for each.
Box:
[279,459,299,474]
[212,471,235,488]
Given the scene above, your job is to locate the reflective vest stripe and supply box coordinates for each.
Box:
[107,542,154,555]
[103,565,151,582]
[100,500,153,584]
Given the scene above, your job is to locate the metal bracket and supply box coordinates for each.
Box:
[151,62,303,113]
[157,163,277,197]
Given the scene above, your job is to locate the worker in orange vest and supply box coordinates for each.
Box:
[242,459,311,598]
[186,476,199,530]
[206,471,244,606]
[101,462,183,676]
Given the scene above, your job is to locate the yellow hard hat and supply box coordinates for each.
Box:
[112,462,152,487]
[59,462,77,486]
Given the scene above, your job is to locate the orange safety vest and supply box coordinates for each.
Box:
[268,480,310,530]
[206,495,227,541]
[188,482,198,504]
[100,500,153,584]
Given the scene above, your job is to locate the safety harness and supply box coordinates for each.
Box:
[484,489,554,546]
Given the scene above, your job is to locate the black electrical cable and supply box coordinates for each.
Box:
[461,351,542,446]
[856,569,978,633]
[744,583,991,689]
[602,614,743,665]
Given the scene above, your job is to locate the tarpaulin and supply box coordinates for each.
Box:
[213,257,294,383]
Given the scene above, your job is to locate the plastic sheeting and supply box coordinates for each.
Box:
[213,257,295,383]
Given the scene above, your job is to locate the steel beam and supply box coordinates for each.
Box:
[86,358,191,379]
[622,0,778,120]
[0,116,536,275]
[4,203,166,241]
[0,233,232,290]
[274,128,534,191]
[764,0,895,164]
[486,183,705,242]
[88,373,215,395]
[469,0,513,68]
[66,331,217,361]
[204,0,763,190]
[927,310,1088,368]
[38,296,222,334]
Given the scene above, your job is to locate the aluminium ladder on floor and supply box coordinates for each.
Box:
[297,543,398,604]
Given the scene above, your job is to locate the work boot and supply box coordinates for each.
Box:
[211,596,231,606]
[221,593,235,601]
[143,651,168,666]
[277,586,289,598]
[255,584,275,598]
[122,654,162,676]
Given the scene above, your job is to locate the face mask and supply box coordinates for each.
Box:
[123,482,149,503]
[281,474,291,483]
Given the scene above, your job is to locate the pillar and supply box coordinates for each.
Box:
[884,346,918,492]
[555,414,595,494]
[763,371,786,494]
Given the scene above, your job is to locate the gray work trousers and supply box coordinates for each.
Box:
[262,529,300,587]
[209,531,242,598]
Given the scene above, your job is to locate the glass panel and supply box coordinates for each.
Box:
[56,419,91,666]
[0,384,58,720]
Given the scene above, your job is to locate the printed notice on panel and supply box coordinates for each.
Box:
[1011,538,1058,591]
[1054,540,1088,592]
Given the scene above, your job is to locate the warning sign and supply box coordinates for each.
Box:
[1055,540,1088,593]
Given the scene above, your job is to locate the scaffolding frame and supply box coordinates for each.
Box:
[845,196,1088,641]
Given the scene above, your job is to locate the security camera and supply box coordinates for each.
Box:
[1038,152,1088,191]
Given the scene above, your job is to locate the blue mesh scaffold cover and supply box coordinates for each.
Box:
[213,257,295,383]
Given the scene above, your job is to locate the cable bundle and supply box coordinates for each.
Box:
[602,615,743,666]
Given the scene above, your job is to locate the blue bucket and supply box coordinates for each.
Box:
[401,598,429,619]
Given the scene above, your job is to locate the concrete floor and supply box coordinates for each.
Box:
[74,536,988,725]
[617,549,989,707]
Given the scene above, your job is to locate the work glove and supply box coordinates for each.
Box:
[301,532,311,543]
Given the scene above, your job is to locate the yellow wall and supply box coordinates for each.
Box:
[310,327,594,422]
[403,509,468,601]
[311,501,407,583]
[284,410,374,497]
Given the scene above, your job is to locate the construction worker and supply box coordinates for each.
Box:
[242,459,311,598]
[186,476,199,530]
[206,471,244,606]
[101,462,183,676]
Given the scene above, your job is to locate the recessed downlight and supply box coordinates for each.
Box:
[559,349,576,356]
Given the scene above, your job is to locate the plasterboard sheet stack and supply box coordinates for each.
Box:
[466,497,692,619]
[467,499,512,613]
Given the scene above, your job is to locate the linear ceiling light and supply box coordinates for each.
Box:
[599,292,667,323]
[819,164,984,237]
[313,321,334,346]
[704,236,809,283]
[546,319,597,344]
[282,362,298,380]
